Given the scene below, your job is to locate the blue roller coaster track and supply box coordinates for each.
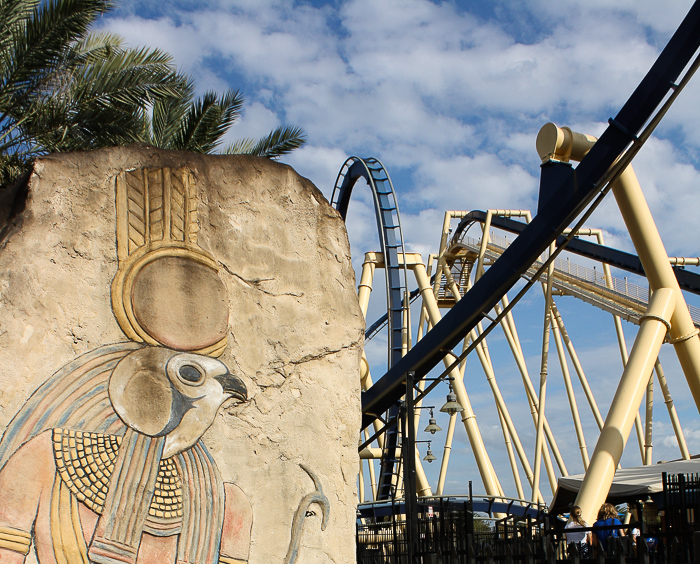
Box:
[332,157,410,500]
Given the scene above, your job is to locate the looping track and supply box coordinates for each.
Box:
[332,157,410,499]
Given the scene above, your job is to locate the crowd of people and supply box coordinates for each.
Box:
[563,501,659,557]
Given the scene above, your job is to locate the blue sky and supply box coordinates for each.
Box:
[100,0,700,501]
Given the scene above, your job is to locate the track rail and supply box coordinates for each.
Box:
[453,211,700,295]
[332,157,410,500]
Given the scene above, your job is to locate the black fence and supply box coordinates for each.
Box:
[663,471,700,540]
[357,497,546,564]
[356,472,700,564]
[546,517,700,564]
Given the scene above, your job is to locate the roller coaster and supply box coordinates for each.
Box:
[337,0,700,531]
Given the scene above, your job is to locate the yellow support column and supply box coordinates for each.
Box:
[574,288,675,523]
[436,413,457,495]
[613,165,700,408]
[537,122,700,523]
[551,309,589,469]
[537,123,700,411]
[654,359,690,459]
[444,273,551,498]
[412,260,504,497]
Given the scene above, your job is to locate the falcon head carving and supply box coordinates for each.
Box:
[109,347,247,457]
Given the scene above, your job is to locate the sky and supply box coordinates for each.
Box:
[100,0,700,503]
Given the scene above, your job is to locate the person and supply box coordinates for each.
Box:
[641,499,659,551]
[592,502,625,552]
[564,505,591,558]
[628,504,641,554]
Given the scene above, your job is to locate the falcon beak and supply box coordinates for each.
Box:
[214,372,248,402]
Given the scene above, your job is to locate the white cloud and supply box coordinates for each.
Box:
[412,153,538,212]
[521,0,694,37]
[224,101,281,147]
[103,15,205,69]
[285,145,351,200]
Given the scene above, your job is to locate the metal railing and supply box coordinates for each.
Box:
[459,234,700,326]
[357,496,546,564]
[356,473,700,563]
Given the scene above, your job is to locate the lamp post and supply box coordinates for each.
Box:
[403,371,419,564]
[403,375,448,562]
[423,407,442,435]
[422,442,437,463]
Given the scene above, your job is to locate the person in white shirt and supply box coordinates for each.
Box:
[565,505,591,558]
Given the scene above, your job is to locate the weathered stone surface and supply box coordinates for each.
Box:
[0,147,363,564]
[132,255,230,350]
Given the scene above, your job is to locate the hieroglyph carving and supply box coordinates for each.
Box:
[0,344,252,564]
[111,167,228,356]
[0,166,328,564]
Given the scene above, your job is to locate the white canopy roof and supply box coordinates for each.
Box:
[549,458,700,514]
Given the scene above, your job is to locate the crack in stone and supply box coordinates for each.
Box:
[67,328,84,344]
[219,262,305,297]
[288,342,361,366]
[250,340,360,392]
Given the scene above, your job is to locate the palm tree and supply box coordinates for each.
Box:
[140,80,306,158]
[0,0,306,189]
[0,0,186,186]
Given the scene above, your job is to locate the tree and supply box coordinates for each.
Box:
[141,80,306,158]
[0,0,306,189]
[0,0,187,186]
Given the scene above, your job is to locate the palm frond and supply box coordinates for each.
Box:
[225,125,306,159]
[68,30,123,64]
[0,0,39,56]
[172,89,244,152]
[68,45,179,107]
[0,152,29,186]
[2,0,112,103]
[226,137,256,155]
[0,0,307,189]
[9,41,184,154]
[147,74,194,147]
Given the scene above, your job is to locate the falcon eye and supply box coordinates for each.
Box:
[179,364,203,383]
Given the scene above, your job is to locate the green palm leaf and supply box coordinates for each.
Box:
[147,74,194,147]
[226,125,306,159]
[0,0,307,188]
[170,89,244,152]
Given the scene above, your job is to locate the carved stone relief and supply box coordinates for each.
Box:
[0,149,363,564]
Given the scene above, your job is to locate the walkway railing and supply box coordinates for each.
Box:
[458,234,700,326]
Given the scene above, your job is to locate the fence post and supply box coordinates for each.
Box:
[637,534,649,564]
[391,499,399,564]
[671,537,680,564]
[545,538,557,564]
[484,543,494,564]
[403,373,419,564]
[569,543,580,564]
[595,544,605,564]
[467,535,476,564]
[524,541,535,564]
[692,531,700,564]
[682,474,690,536]
[612,537,625,564]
